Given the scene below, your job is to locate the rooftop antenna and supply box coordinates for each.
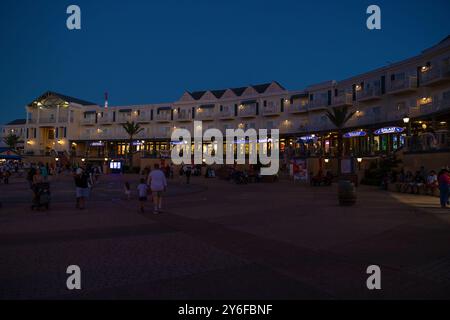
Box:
[104,92,108,109]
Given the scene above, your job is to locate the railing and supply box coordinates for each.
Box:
[81,118,96,125]
[196,111,215,120]
[331,93,353,107]
[155,113,172,121]
[357,87,381,101]
[174,112,192,121]
[420,65,450,84]
[136,115,151,123]
[288,104,307,113]
[38,117,57,124]
[238,106,257,117]
[262,106,281,115]
[389,76,417,92]
[307,100,327,110]
[98,116,114,124]
[218,110,234,119]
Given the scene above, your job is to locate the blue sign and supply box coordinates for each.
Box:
[374,127,405,135]
[298,135,317,142]
[343,131,367,138]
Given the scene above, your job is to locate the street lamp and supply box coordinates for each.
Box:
[357,157,363,170]
[402,116,410,124]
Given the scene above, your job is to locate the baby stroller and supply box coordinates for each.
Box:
[32,182,51,210]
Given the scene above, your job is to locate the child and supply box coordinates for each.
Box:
[124,181,131,200]
[137,178,148,213]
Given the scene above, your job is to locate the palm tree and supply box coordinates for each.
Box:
[325,106,356,175]
[3,134,20,151]
[122,121,144,168]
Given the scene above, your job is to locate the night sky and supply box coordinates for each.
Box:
[1,0,449,123]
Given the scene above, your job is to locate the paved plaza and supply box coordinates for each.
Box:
[0,173,449,299]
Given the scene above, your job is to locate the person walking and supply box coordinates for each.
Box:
[438,169,450,209]
[74,168,89,210]
[183,163,192,184]
[147,164,167,214]
[137,178,148,213]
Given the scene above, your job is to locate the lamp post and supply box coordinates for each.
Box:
[403,115,411,150]
[356,157,363,171]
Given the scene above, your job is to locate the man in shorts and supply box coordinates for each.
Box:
[147,164,167,214]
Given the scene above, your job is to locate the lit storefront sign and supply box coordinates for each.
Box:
[297,135,317,142]
[90,141,104,147]
[374,127,405,135]
[343,131,367,138]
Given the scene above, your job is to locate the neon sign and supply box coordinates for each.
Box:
[343,131,367,138]
[374,127,404,135]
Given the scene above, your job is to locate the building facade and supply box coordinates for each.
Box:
[2,36,450,166]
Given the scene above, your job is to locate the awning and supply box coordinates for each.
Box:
[241,100,257,105]
[83,111,96,115]
[119,109,132,113]
[158,106,172,111]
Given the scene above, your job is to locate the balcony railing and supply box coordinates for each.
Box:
[81,118,96,125]
[218,110,234,119]
[173,111,191,121]
[357,88,382,101]
[288,103,307,113]
[389,76,418,93]
[331,93,353,107]
[262,105,281,116]
[136,114,151,123]
[238,105,257,118]
[196,111,215,120]
[98,116,114,124]
[38,117,57,124]
[420,65,450,86]
[307,100,327,110]
[155,113,172,122]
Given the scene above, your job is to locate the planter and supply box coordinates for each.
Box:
[338,180,356,206]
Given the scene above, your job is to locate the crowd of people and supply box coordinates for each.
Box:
[387,166,450,208]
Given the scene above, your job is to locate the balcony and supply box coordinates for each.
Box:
[117,115,132,124]
[81,118,96,125]
[155,112,172,122]
[196,110,215,121]
[288,103,308,114]
[135,114,151,123]
[218,110,234,120]
[238,105,257,118]
[331,93,353,107]
[307,99,327,111]
[420,65,450,86]
[357,88,382,102]
[388,76,418,94]
[98,115,114,125]
[38,117,57,125]
[262,105,281,116]
[174,111,192,122]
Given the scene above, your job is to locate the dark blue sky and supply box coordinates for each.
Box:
[1,0,449,123]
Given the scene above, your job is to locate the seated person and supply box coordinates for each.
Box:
[411,171,425,194]
[425,170,438,195]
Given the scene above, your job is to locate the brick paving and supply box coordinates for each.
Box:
[0,173,449,299]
